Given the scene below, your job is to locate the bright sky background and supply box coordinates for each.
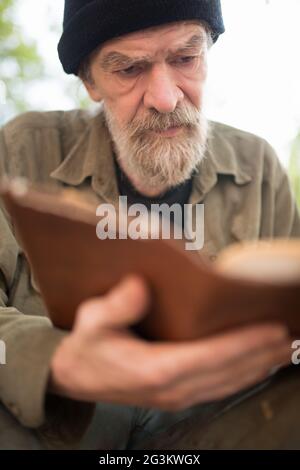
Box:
[6,0,300,167]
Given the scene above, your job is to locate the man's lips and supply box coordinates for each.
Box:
[152,125,184,137]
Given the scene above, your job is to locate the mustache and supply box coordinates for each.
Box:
[125,104,201,137]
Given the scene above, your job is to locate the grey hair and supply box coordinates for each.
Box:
[78,20,213,84]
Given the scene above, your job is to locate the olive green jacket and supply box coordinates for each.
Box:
[0,106,299,440]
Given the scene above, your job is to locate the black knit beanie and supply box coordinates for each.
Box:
[58,0,225,76]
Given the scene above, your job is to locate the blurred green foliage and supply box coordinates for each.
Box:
[0,0,43,113]
[289,132,300,208]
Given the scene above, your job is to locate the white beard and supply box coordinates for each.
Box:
[104,102,209,191]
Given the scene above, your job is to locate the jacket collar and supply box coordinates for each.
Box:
[189,123,253,203]
[50,106,120,204]
[50,107,252,205]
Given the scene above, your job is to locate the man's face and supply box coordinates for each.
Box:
[85,21,209,192]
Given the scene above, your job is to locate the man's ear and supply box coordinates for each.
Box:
[83,80,103,103]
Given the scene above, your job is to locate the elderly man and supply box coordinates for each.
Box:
[0,0,299,450]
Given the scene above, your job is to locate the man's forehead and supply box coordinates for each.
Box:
[99,21,206,58]
[97,21,207,70]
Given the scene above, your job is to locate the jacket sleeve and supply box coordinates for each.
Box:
[262,140,300,238]
[0,129,94,446]
[274,162,300,238]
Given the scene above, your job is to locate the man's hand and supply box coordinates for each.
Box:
[50,275,292,411]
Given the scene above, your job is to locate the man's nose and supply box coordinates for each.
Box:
[143,64,184,114]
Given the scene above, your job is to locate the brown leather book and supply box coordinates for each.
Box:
[1,179,300,341]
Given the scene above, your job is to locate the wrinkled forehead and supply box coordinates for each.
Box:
[98,20,206,57]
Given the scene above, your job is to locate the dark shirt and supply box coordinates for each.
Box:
[114,156,193,228]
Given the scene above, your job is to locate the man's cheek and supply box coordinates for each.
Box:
[181,78,205,110]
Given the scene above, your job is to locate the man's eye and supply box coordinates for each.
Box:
[173,56,197,66]
[117,65,142,77]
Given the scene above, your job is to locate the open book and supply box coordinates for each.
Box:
[1,178,300,341]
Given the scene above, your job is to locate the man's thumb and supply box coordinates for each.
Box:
[75,275,151,334]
